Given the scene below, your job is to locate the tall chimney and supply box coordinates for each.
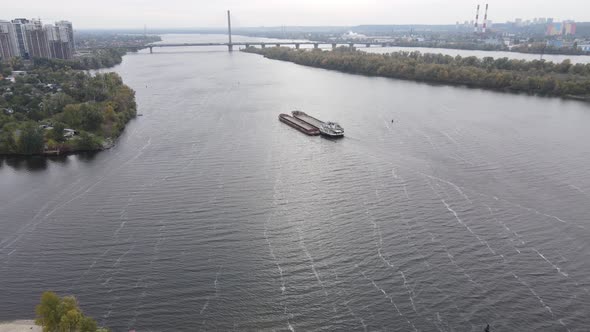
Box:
[474,4,480,33]
[483,4,489,33]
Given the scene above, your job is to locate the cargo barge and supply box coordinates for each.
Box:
[292,110,344,138]
[292,111,324,128]
[278,114,320,135]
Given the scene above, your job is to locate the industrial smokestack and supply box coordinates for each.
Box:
[474,4,480,33]
[483,4,489,33]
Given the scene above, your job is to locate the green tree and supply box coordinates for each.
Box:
[0,124,18,154]
[49,122,67,142]
[60,104,82,128]
[42,93,75,117]
[0,62,11,76]
[35,291,103,332]
[35,291,62,332]
[79,104,104,132]
[18,123,44,155]
[57,296,83,332]
[78,317,98,332]
[76,131,102,151]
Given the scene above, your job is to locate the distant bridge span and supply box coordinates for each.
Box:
[146,11,391,53]
[146,41,392,53]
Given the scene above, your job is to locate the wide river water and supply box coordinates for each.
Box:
[1,35,589,331]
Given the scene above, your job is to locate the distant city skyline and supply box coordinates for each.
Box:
[3,0,590,29]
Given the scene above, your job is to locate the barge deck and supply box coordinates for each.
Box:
[292,111,324,128]
[278,114,320,135]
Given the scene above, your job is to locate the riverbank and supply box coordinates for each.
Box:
[0,320,41,332]
[243,46,590,100]
[0,131,118,157]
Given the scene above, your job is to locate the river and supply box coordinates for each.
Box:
[1,34,589,331]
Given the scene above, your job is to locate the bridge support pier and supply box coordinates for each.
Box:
[149,46,153,54]
[228,44,233,52]
[276,44,280,47]
[382,43,387,47]
[261,43,266,48]
[349,43,354,48]
[295,43,300,49]
[366,43,370,48]
[313,43,319,49]
[332,43,337,50]
[245,44,250,48]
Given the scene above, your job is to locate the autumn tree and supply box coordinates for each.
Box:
[35,291,105,332]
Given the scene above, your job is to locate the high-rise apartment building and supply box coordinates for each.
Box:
[11,18,30,58]
[24,19,51,58]
[46,24,72,59]
[0,18,74,59]
[0,20,19,59]
[55,20,74,52]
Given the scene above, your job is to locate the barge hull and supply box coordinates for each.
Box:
[292,111,324,128]
[279,114,320,135]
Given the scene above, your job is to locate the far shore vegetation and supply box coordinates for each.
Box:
[34,48,129,71]
[243,46,590,100]
[387,41,590,56]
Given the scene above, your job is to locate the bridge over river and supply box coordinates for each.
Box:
[146,41,392,53]
[146,10,390,53]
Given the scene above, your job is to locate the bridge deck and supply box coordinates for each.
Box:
[148,42,389,47]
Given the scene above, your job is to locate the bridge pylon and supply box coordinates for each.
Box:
[227,10,233,52]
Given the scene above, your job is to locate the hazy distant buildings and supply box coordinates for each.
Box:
[0,17,74,60]
[546,21,577,36]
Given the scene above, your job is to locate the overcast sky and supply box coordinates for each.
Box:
[3,0,589,29]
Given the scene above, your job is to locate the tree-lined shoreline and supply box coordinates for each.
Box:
[0,33,153,156]
[243,46,590,100]
[0,62,137,156]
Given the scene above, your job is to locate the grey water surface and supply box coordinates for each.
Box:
[1,35,589,331]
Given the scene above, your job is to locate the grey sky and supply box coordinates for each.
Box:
[3,0,589,29]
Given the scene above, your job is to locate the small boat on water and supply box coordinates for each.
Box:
[292,110,344,138]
